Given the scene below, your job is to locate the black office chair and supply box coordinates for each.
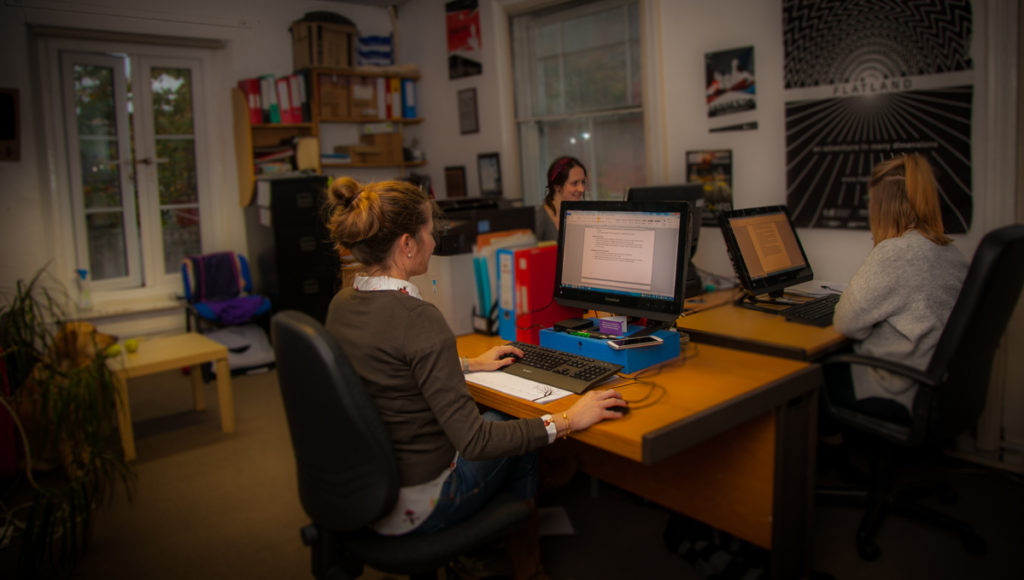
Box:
[816,224,1024,561]
[270,310,534,580]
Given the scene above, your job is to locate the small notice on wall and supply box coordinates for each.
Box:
[686,150,734,226]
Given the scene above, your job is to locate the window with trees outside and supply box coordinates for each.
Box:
[511,0,645,205]
[53,43,211,293]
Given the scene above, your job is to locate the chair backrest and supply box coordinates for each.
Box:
[181,252,254,303]
[915,224,1024,443]
[271,310,399,532]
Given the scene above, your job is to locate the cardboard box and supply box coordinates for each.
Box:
[349,144,388,165]
[317,74,349,119]
[358,132,403,164]
[291,21,357,69]
[348,76,379,120]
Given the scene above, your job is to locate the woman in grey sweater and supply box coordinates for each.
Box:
[831,154,968,421]
[322,177,626,578]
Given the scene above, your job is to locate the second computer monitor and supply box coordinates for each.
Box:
[625,183,706,298]
[718,205,814,299]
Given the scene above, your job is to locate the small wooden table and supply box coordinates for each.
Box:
[106,333,235,461]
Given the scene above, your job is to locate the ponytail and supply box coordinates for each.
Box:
[867,154,951,246]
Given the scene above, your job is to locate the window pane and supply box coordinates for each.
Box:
[80,138,124,209]
[86,211,127,280]
[157,138,198,205]
[564,47,628,111]
[161,207,200,274]
[513,0,644,206]
[532,111,644,201]
[73,64,116,136]
[151,68,194,135]
[151,66,201,274]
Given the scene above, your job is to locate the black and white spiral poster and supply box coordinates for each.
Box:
[783,0,974,232]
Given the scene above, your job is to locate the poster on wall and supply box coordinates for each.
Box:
[686,150,734,226]
[705,46,757,132]
[446,0,483,79]
[783,0,974,232]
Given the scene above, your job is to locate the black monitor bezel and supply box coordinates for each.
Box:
[554,200,691,323]
[624,183,705,257]
[718,204,814,298]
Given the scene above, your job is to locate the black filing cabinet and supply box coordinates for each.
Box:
[245,175,340,323]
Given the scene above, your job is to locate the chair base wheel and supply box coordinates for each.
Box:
[856,536,880,561]
[962,533,987,556]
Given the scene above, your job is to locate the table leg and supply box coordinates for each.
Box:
[190,364,206,411]
[770,384,819,579]
[112,372,136,462]
[214,357,235,433]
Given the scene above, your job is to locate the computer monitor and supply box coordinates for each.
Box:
[625,183,706,298]
[554,200,691,331]
[718,205,814,300]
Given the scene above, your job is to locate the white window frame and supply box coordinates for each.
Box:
[36,33,219,304]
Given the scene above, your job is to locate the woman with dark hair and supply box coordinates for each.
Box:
[536,156,587,242]
[322,177,626,578]
[830,153,968,420]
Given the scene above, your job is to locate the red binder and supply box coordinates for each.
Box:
[237,78,263,125]
[513,244,584,345]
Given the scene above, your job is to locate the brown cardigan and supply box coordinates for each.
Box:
[325,287,549,486]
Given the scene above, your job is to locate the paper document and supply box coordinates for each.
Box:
[786,279,846,297]
[465,371,572,404]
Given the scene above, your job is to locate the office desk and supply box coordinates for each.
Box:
[677,291,848,360]
[457,333,821,579]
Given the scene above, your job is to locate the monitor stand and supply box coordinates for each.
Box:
[683,259,703,298]
[736,291,801,315]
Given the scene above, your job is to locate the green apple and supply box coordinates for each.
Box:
[124,338,139,353]
[105,343,121,357]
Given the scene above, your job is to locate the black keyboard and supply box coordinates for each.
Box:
[500,342,623,394]
[783,293,841,327]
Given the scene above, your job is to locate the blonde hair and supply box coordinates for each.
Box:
[867,154,951,246]
[324,177,435,267]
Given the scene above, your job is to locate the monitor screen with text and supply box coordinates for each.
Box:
[555,201,690,323]
[719,205,813,298]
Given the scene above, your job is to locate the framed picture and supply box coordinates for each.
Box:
[477,152,501,197]
[457,88,479,134]
[685,149,734,226]
[445,165,467,198]
[0,88,20,161]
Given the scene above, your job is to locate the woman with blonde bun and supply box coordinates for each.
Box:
[322,177,626,578]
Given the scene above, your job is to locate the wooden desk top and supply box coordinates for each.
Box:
[676,290,848,360]
[457,333,819,465]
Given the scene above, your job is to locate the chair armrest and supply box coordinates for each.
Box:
[820,352,936,446]
[821,352,938,387]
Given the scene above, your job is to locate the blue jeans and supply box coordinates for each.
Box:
[413,410,538,534]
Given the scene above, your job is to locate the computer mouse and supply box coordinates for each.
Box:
[609,405,630,415]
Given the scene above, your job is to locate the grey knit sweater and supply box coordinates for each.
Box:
[325,288,548,486]
[833,230,968,412]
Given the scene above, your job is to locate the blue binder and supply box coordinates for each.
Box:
[497,247,518,341]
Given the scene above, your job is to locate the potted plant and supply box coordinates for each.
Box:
[0,267,134,576]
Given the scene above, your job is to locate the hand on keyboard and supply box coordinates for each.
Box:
[466,344,527,372]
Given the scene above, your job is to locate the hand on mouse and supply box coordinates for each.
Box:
[562,389,628,435]
[465,344,525,372]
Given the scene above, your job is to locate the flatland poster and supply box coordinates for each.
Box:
[783,0,974,232]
